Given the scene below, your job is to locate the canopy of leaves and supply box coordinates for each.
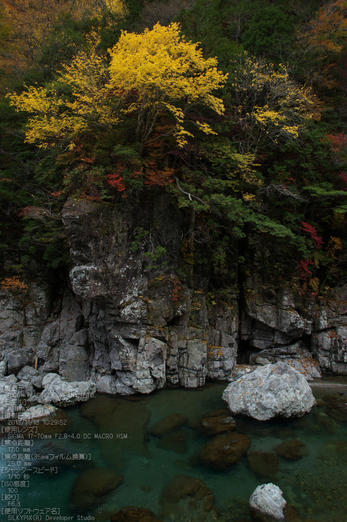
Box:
[242,6,294,62]
[231,56,320,153]
[9,23,227,151]
[1,0,347,293]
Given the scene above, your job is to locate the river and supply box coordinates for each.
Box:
[1,379,347,522]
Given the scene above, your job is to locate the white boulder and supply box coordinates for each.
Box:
[222,361,316,421]
[249,483,287,521]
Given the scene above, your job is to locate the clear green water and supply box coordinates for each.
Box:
[2,382,347,522]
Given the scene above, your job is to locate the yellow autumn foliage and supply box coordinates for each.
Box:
[108,22,227,146]
[10,45,114,148]
[9,23,227,150]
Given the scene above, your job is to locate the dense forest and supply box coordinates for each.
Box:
[1,0,347,299]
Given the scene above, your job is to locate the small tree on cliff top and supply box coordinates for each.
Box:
[9,23,227,152]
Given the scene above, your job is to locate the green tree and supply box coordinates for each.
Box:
[242,6,294,62]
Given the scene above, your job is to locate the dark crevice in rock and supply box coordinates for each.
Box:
[123,337,140,348]
[237,339,252,364]
[166,315,184,327]
[301,333,312,351]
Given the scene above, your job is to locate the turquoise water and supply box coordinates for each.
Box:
[2,382,347,522]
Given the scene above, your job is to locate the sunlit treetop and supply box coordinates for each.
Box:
[108,22,228,147]
[9,23,228,150]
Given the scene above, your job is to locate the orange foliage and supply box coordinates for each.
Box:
[299,0,347,89]
[1,276,28,292]
[0,0,117,83]
[144,165,175,187]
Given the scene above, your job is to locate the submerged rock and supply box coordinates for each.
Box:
[71,467,123,508]
[247,451,278,479]
[324,394,347,422]
[222,362,316,421]
[160,474,218,520]
[249,483,287,521]
[81,394,152,462]
[198,432,251,470]
[274,439,309,461]
[199,409,236,436]
[150,413,187,436]
[157,432,188,454]
[110,507,162,522]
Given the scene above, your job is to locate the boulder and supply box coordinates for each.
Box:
[222,362,316,421]
[72,467,123,508]
[38,373,96,407]
[17,365,43,389]
[0,378,23,421]
[4,374,17,384]
[17,404,59,422]
[249,483,287,521]
[198,432,251,470]
[17,380,38,403]
[16,404,69,436]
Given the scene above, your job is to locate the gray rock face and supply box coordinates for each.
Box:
[39,373,96,407]
[222,362,316,421]
[312,286,347,374]
[1,194,347,397]
[59,329,90,382]
[249,483,287,522]
[37,293,85,375]
[0,359,7,376]
[0,282,51,373]
[243,282,315,344]
[242,278,347,376]
[60,198,239,393]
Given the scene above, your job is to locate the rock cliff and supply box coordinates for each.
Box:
[0,197,346,396]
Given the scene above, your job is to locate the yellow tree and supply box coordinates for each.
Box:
[108,22,227,150]
[9,23,227,152]
[9,41,114,149]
